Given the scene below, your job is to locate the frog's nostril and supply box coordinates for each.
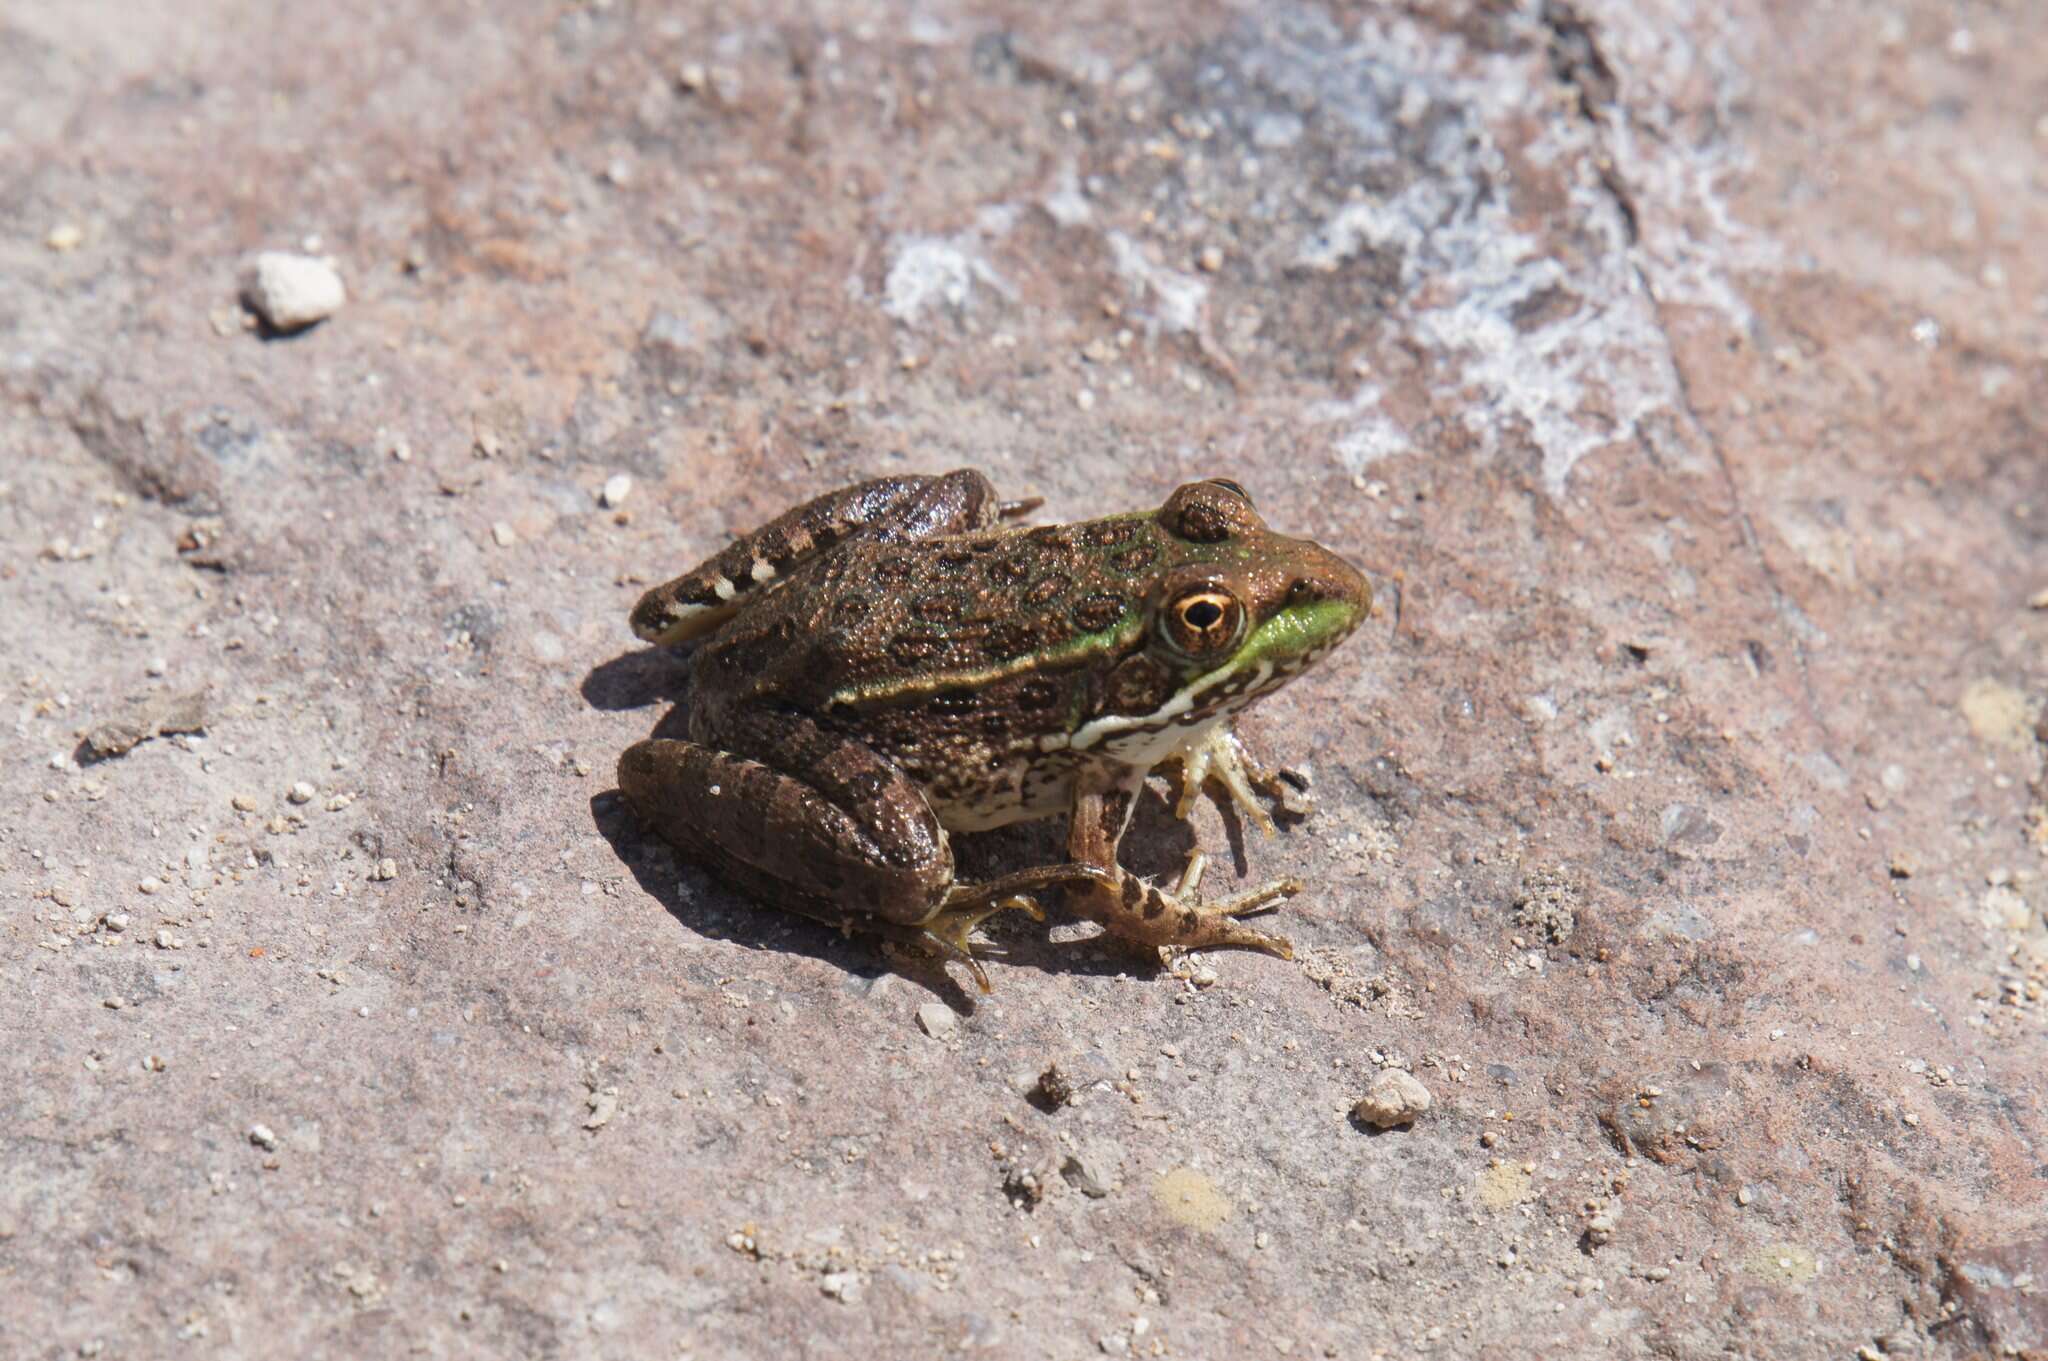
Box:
[1287,579,1321,604]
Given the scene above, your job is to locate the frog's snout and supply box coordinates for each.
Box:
[1282,546,1373,633]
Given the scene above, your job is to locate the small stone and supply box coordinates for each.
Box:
[248,1123,280,1151]
[138,876,162,895]
[491,521,517,547]
[2029,588,2048,610]
[288,781,315,804]
[103,996,126,1010]
[239,251,346,332]
[678,62,708,91]
[145,657,168,677]
[1061,1145,1119,1199]
[1353,1069,1433,1128]
[600,473,633,508]
[369,858,398,882]
[1197,245,1224,272]
[46,223,85,252]
[1888,851,1917,879]
[154,929,177,950]
[104,913,130,933]
[231,793,259,812]
[819,1271,859,1302]
[916,1003,956,1038]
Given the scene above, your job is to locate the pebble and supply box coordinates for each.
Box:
[600,473,633,508]
[1353,1069,1433,1128]
[138,876,162,895]
[915,1003,956,1038]
[239,251,346,332]
[2029,587,2048,610]
[248,1123,280,1151]
[288,782,316,805]
[232,794,259,812]
[1061,1146,1118,1199]
[369,858,398,882]
[145,657,168,677]
[46,223,84,252]
[491,521,517,547]
[104,913,130,933]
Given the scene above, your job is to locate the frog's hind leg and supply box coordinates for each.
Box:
[1062,785,1300,960]
[618,731,958,925]
[916,863,1119,991]
[619,714,1107,992]
[631,469,1015,645]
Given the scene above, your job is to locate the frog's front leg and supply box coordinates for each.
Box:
[1174,723,1315,835]
[618,713,1109,991]
[1060,782,1299,959]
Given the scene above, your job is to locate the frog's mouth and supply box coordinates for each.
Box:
[1057,598,1363,755]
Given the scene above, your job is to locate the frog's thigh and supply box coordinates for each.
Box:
[631,470,1008,644]
[618,738,954,923]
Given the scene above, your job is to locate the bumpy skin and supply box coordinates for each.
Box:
[618,470,1370,991]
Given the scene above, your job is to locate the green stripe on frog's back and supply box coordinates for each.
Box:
[819,512,1220,710]
[825,616,1146,709]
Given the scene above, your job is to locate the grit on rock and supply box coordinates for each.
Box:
[3,3,2046,1357]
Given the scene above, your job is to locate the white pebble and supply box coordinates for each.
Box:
[239,252,346,332]
[138,876,163,895]
[600,473,633,508]
[46,223,84,252]
[287,781,315,804]
[916,1003,956,1038]
[491,521,517,547]
[1353,1069,1433,1129]
[145,657,168,677]
[248,1123,280,1151]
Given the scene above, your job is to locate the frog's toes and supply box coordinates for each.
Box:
[1174,727,1313,835]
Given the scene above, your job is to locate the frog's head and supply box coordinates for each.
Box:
[1074,480,1370,747]
[1147,478,1369,704]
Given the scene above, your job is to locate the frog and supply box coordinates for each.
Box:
[617,469,1370,992]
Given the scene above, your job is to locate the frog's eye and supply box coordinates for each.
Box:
[1161,586,1245,656]
[1162,480,1263,543]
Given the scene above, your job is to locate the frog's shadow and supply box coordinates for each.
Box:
[583,646,1222,1006]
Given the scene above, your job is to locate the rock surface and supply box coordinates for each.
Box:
[3,2,2045,1356]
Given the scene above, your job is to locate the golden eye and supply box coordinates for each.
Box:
[1163,587,1244,655]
